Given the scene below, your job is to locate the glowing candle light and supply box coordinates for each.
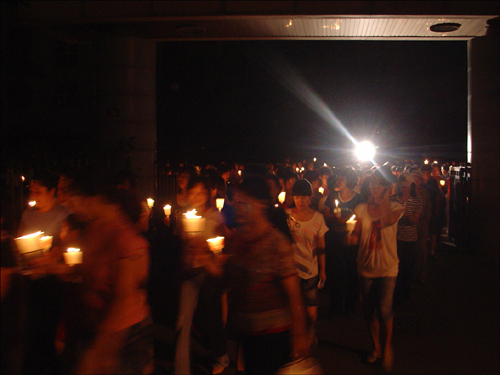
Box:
[182,210,205,235]
[216,198,225,212]
[318,187,324,195]
[440,180,446,186]
[424,160,429,165]
[64,248,82,266]
[334,200,341,218]
[313,158,317,162]
[40,236,53,252]
[146,198,155,209]
[15,231,44,253]
[29,201,36,207]
[278,192,286,204]
[346,215,357,234]
[163,204,171,216]
[207,236,225,255]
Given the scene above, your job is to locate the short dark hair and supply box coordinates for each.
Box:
[292,179,312,197]
[339,167,358,189]
[303,170,320,184]
[318,166,333,177]
[31,170,58,191]
[237,176,272,204]
[372,165,396,186]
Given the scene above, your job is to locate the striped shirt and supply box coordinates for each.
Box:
[397,196,423,242]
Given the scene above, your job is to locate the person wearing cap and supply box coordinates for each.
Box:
[411,168,432,284]
[347,165,404,371]
[394,173,423,306]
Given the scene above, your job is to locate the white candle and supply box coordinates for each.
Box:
[182,210,206,235]
[163,204,171,216]
[334,200,341,218]
[29,201,36,207]
[63,248,82,266]
[15,231,44,253]
[216,198,225,212]
[146,198,154,209]
[319,187,324,195]
[346,215,357,234]
[440,179,446,186]
[278,192,286,204]
[207,236,225,255]
[40,236,53,252]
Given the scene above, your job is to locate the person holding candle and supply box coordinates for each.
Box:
[281,170,299,209]
[174,175,230,375]
[347,166,404,371]
[324,167,364,316]
[17,170,70,375]
[206,176,310,375]
[285,179,328,348]
[60,170,154,375]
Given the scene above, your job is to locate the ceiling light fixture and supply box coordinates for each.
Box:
[429,23,461,33]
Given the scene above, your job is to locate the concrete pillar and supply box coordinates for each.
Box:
[468,18,499,263]
[94,37,156,201]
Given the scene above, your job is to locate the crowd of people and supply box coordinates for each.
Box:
[0,158,452,374]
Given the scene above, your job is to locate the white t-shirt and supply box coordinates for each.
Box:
[286,210,329,280]
[354,200,404,278]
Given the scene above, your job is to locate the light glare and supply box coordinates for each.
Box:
[355,141,376,161]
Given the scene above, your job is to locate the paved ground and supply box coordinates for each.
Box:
[149,238,499,374]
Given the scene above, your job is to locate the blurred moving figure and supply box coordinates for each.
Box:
[61,171,154,374]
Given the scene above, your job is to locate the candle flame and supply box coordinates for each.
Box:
[16,231,43,239]
[347,215,356,222]
[147,198,154,209]
[216,198,225,209]
[29,201,36,207]
[207,236,224,243]
[164,204,171,210]
[184,209,201,219]
[67,248,81,252]
[278,192,286,204]
[319,187,324,194]
[335,199,339,207]
[440,180,445,186]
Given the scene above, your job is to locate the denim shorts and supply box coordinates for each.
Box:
[359,277,397,323]
[300,276,319,306]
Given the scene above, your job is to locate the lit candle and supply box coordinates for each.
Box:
[424,159,429,165]
[440,180,446,186]
[40,236,53,252]
[319,187,324,195]
[182,210,206,235]
[313,158,317,162]
[207,236,225,255]
[346,215,357,234]
[15,231,44,253]
[216,198,225,212]
[146,198,154,209]
[163,204,171,216]
[64,248,82,266]
[334,199,341,218]
[29,201,36,207]
[278,192,286,204]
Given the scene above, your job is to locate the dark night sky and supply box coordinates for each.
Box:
[156,40,468,166]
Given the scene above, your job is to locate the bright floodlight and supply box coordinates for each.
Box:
[355,141,376,161]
